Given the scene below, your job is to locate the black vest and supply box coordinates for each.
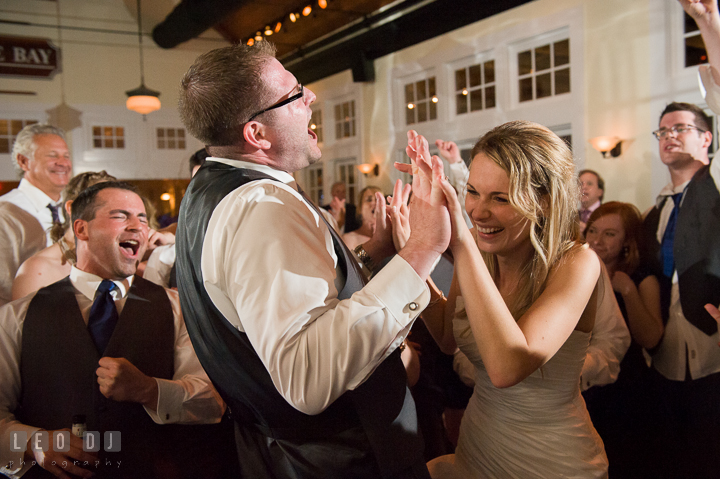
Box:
[19,276,174,478]
[643,164,720,335]
[176,162,423,478]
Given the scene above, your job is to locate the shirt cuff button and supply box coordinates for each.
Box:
[409,302,419,311]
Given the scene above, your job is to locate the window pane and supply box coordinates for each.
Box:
[416,81,427,100]
[348,167,354,183]
[116,139,125,149]
[455,69,467,91]
[555,68,571,95]
[157,128,164,138]
[484,60,495,83]
[429,77,436,96]
[536,72,552,98]
[518,50,532,75]
[93,126,101,136]
[94,139,102,148]
[350,101,355,118]
[158,139,165,149]
[104,126,113,137]
[351,119,356,137]
[342,103,349,119]
[167,129,175,138]
[104,138,113,148]
[485,86,496,109]
[115,127,124,136]
[406,106,415,125]
[554,39,569,66]
[336,122,342,139]
[0,138,9,153]
[0,120,7,133]
[417,102,427,122]
[179,140,186,149]
[686,34,708,67]
[519,77,533,102]
[178,129,185,138]
[405,83,414,103]
[168,139,176,149]
[343,121,350,137]
[469,65,482,87]
[11,120,23,135]
[684,12,699,34]
[334,104,341,122]
[456,93,468,115]
[429,101,437,120]
[535,44,551,71]
[470,89,483,111]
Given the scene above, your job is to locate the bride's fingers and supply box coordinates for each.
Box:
[402,183,412,205]
[395,162,414,174]
[374,191,387,228]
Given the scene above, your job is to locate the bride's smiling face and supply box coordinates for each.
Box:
[465,153,533,257]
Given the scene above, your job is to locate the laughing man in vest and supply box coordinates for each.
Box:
[0,181,226,479]
[176,42,451,478]
[643,101,720,478]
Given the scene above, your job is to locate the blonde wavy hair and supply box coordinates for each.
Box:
[470,120,580,318]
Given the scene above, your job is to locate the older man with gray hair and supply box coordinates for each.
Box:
[0,123,72,305]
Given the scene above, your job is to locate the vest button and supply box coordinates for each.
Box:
[409,302,419,311]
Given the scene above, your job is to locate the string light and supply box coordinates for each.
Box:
[247,38,254,46]
[303,5,312,16]
[407,103,414,109]
[318,0,327,8]
[274,22,282,33]
[255,31,263,41]
[462,89,468,96]
[431,96,438,103]
[290,12,298,22]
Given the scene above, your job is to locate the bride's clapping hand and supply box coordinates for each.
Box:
[387,179,412,251]
[394,130,451,254]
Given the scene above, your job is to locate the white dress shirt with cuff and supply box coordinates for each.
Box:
[0,266,224,478]
[200,157,430,415]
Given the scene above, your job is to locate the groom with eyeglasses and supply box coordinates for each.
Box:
[643,101,720,478]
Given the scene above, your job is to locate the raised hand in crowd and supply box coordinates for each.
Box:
[435,139,463,164]
[680,0,720,84]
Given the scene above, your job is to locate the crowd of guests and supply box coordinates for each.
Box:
[0,0,719,478]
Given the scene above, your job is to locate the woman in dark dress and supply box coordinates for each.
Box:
[583,201,664,478]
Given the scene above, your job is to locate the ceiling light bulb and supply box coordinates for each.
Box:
[462,89,468,96]
[275,22,282,33]
[431,96,438,103]
[407,103,414,109]
[264,26,273,35]
[160,193,171,201]
[255,32,263,41]
[289,12,297,22]
[318,0,327,8]
[303,5,312,16]
[247,38,254,46]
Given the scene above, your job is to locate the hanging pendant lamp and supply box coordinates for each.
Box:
[126,0,160,115]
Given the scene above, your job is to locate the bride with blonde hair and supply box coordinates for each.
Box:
[400,121,608,478]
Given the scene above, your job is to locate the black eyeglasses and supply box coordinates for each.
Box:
[248,84,304,122]
[652,124,706,140]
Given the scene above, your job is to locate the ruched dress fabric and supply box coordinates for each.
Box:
[429,298,608,479]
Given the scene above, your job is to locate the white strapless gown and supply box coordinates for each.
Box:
[429,307,608,478]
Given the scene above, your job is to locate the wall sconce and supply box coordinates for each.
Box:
[356,163,379,176]
[589,136,622,158]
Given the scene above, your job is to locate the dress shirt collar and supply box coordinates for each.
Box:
[70,266,133,301]
[18,178,61,210]
[580,199,601,214]
[655,180,690,208]
[206,157,296,187]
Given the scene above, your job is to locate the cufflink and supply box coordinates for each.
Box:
[408,302,419,311]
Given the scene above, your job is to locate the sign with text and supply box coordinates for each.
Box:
[0,35,61,79]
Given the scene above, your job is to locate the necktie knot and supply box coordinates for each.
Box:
[47,203,60,224]
[671,192,683,207]
[97,279,116,295]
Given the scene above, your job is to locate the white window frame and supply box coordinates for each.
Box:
[509,28,571,106]
[333,99,357,141]
[449,52,497,119]
[334,158,359,205]
[305,163,324,206]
